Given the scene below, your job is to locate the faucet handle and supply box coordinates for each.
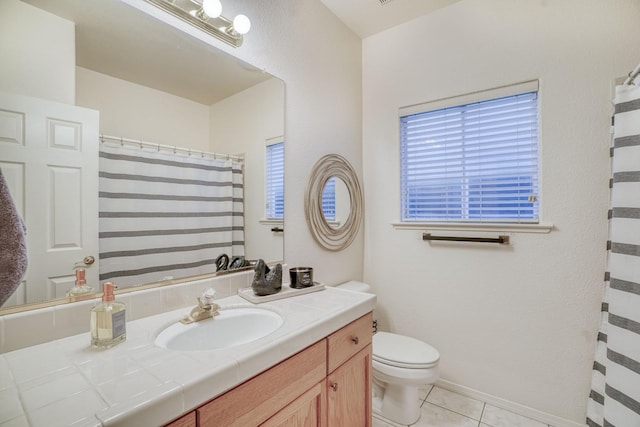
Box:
[199,287,217,307]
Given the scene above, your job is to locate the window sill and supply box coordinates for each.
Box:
[260,219,284,225]
[392,221,554,234]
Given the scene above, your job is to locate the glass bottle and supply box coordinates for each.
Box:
[90,282,126,349]
[66,268,94,299]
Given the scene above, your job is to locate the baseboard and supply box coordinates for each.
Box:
[435,379,587,427]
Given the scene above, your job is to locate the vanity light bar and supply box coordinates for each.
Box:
[143,0,245,47]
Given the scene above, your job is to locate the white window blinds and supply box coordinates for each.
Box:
[322,177,336,221]
[266,141,284,219]
[400,82,539,223]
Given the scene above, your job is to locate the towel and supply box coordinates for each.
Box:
[0,169,28,306]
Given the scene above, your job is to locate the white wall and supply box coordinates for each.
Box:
[0,0,75,104]
[126,0,364,286]
[209,78,285,263]
[362,0,640,423]
[76,67,210,150]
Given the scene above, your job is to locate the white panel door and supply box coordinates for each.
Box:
[0,92,99,306]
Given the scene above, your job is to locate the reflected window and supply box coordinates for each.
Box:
[266,141,284,219]
[322,177,336,221]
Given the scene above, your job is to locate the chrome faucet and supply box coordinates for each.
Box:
[180,288,220,324]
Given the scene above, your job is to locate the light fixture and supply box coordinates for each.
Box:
[202,0,221,18]
[144,0,251,48]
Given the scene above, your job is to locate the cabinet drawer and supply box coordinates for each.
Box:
[327,313,373,373]
[198,339,327,426]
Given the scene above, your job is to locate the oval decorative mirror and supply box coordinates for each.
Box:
[305,154,363,251]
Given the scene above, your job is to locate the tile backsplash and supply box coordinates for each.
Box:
[0,270,257,353]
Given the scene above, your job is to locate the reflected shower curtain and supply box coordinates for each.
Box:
[98,143,245,287]
[587,83,640,426]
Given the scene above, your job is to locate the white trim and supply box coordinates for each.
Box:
[259,219,284,225]
[436,379,587,427]
[266,135,284,146]
[392,221,553,234]
[399,80,539,117]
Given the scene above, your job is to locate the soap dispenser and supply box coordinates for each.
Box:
[90,282,126,349]
[66,268,94,299]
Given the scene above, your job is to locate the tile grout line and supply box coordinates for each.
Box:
[424,400,485,425]
[479,402,487,426]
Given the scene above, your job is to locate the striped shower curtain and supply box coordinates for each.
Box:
[98,143,245,288]
[587,83,640,426]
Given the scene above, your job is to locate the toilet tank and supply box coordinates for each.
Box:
[337,281,372,293]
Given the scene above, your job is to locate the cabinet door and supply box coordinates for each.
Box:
[164,411,196,427]
[261,381,326,427]
[327,345,372,427]
[198,340,327,426]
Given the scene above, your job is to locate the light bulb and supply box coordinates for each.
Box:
[232,14,251,35]
[202,0,222,18]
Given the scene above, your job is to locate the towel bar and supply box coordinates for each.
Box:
[422,233,510,245]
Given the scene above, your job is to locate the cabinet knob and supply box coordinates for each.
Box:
[351,336,359,345]
[330,382,338,391]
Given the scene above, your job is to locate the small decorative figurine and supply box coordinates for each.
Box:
[229,256,251,270]
[215,254,229,271]
[251,259,282,296]
[215,254,251,272]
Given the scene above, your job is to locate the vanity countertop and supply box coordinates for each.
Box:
[0,287,375,427]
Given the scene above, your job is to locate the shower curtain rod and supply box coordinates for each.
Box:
[624,62,640,85]
[99,134,244,162]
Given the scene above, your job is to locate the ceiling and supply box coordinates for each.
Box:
[22,0,270,105]
[320,0,461,38]
[21,0,460,105]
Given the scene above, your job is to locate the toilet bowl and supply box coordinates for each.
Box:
[337,281,440,426]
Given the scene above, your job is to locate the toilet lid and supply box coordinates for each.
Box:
[373,332,440,369]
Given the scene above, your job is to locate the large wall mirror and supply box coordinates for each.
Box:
[0,0,285,312]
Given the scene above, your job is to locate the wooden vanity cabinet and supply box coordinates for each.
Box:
[327,346,372,427]
[165,412,196,427]
[164,312,372,427]
[198,340,327,426]
[326,313,373,427]
[261,381,326,427]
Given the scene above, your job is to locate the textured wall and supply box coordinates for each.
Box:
[76,67,211,150]
[362,0,640,423]
[126,0,364,285]
[0,0,75,104]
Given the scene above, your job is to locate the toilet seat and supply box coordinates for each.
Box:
[373,332,440,369]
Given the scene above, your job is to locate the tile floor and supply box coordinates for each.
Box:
[372,386,554,427]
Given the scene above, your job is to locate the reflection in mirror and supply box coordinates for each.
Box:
[321,177,351,228]
[0,0,284,312]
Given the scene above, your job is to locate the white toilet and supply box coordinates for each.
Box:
[337,281,440,425]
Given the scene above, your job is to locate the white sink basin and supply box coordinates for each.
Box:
[155,306,284,351]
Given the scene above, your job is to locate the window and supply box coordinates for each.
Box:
[400,82,539,224]
[265,141,284,219]
[322,177,336,221]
